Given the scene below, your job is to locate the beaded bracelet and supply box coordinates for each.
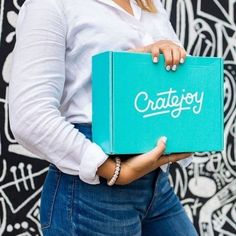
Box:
[107,157,121,186]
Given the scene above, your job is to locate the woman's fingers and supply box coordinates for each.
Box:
[159,152,193,165]
[179,47,187,64]
[121,136,167,181]
[152,136,167,157]
[151,46,160,63]
[172,47,181,71]
[161,46,173,70]
[127,48,144,52]
[128,40,187,70]
[144,136,167,162]
[170,152,192,162]
[160,44,184,71]
[127,44,151,53]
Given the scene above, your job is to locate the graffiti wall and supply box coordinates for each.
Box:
[0,0,235,235]
[165,1,236,235]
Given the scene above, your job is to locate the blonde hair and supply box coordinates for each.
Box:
[135,0,157,13]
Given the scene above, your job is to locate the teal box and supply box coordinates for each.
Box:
[92,51,224,155]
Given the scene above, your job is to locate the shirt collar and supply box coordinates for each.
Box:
[96,0,142,21]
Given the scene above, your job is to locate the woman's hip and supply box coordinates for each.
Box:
[39,163,183,235]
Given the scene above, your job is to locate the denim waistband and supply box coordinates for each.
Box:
[72,123,92,141]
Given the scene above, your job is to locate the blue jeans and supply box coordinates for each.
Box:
[39,123,198,236]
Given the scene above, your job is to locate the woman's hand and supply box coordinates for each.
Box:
[97,137,192,186]
[115,137,192,185]
[128,40,187,71]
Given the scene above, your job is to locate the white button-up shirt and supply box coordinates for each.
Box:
[8,0,186,185]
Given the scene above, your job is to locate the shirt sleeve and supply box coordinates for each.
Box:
[8,0,109,185]
[153,0,183,48]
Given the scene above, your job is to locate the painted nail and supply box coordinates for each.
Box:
[162,136,167,144]
[180,58,185,64]
[166,65,171,71]
[153,56,158,63]
[158,136,167,145]
[172,65,177,71]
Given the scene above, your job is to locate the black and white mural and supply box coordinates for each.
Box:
[0,0,235,235]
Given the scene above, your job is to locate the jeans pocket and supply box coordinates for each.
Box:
[39,167,61,230]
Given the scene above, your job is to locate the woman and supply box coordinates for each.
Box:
[9,0,198,235]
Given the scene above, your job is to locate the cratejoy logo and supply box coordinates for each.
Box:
[134,88,204,119]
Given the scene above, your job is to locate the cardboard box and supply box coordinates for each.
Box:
[92,51,224,155]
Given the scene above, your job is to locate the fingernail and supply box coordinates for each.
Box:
[166,65,171,71]
[153,56,158,63]
[180,58,185,64]
[172,65,177,71]
[158,136,167,145]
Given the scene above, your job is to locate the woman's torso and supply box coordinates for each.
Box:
[58,0,180,123]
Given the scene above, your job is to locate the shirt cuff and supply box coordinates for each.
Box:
[178,156,193,168]
[78,142,109,185]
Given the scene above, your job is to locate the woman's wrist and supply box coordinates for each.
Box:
[96,157,115,180]
[96,154,157,186]
[114,160,131,185]
[96,156,131,185]
[107,157,121,186]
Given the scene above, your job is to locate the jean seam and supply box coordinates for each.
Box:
[70,176,76,222]
[67,176,76,236]
[67,176,72,221]
[41,171,62,230]
[72,177,79,234]
[142,170,162,220]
